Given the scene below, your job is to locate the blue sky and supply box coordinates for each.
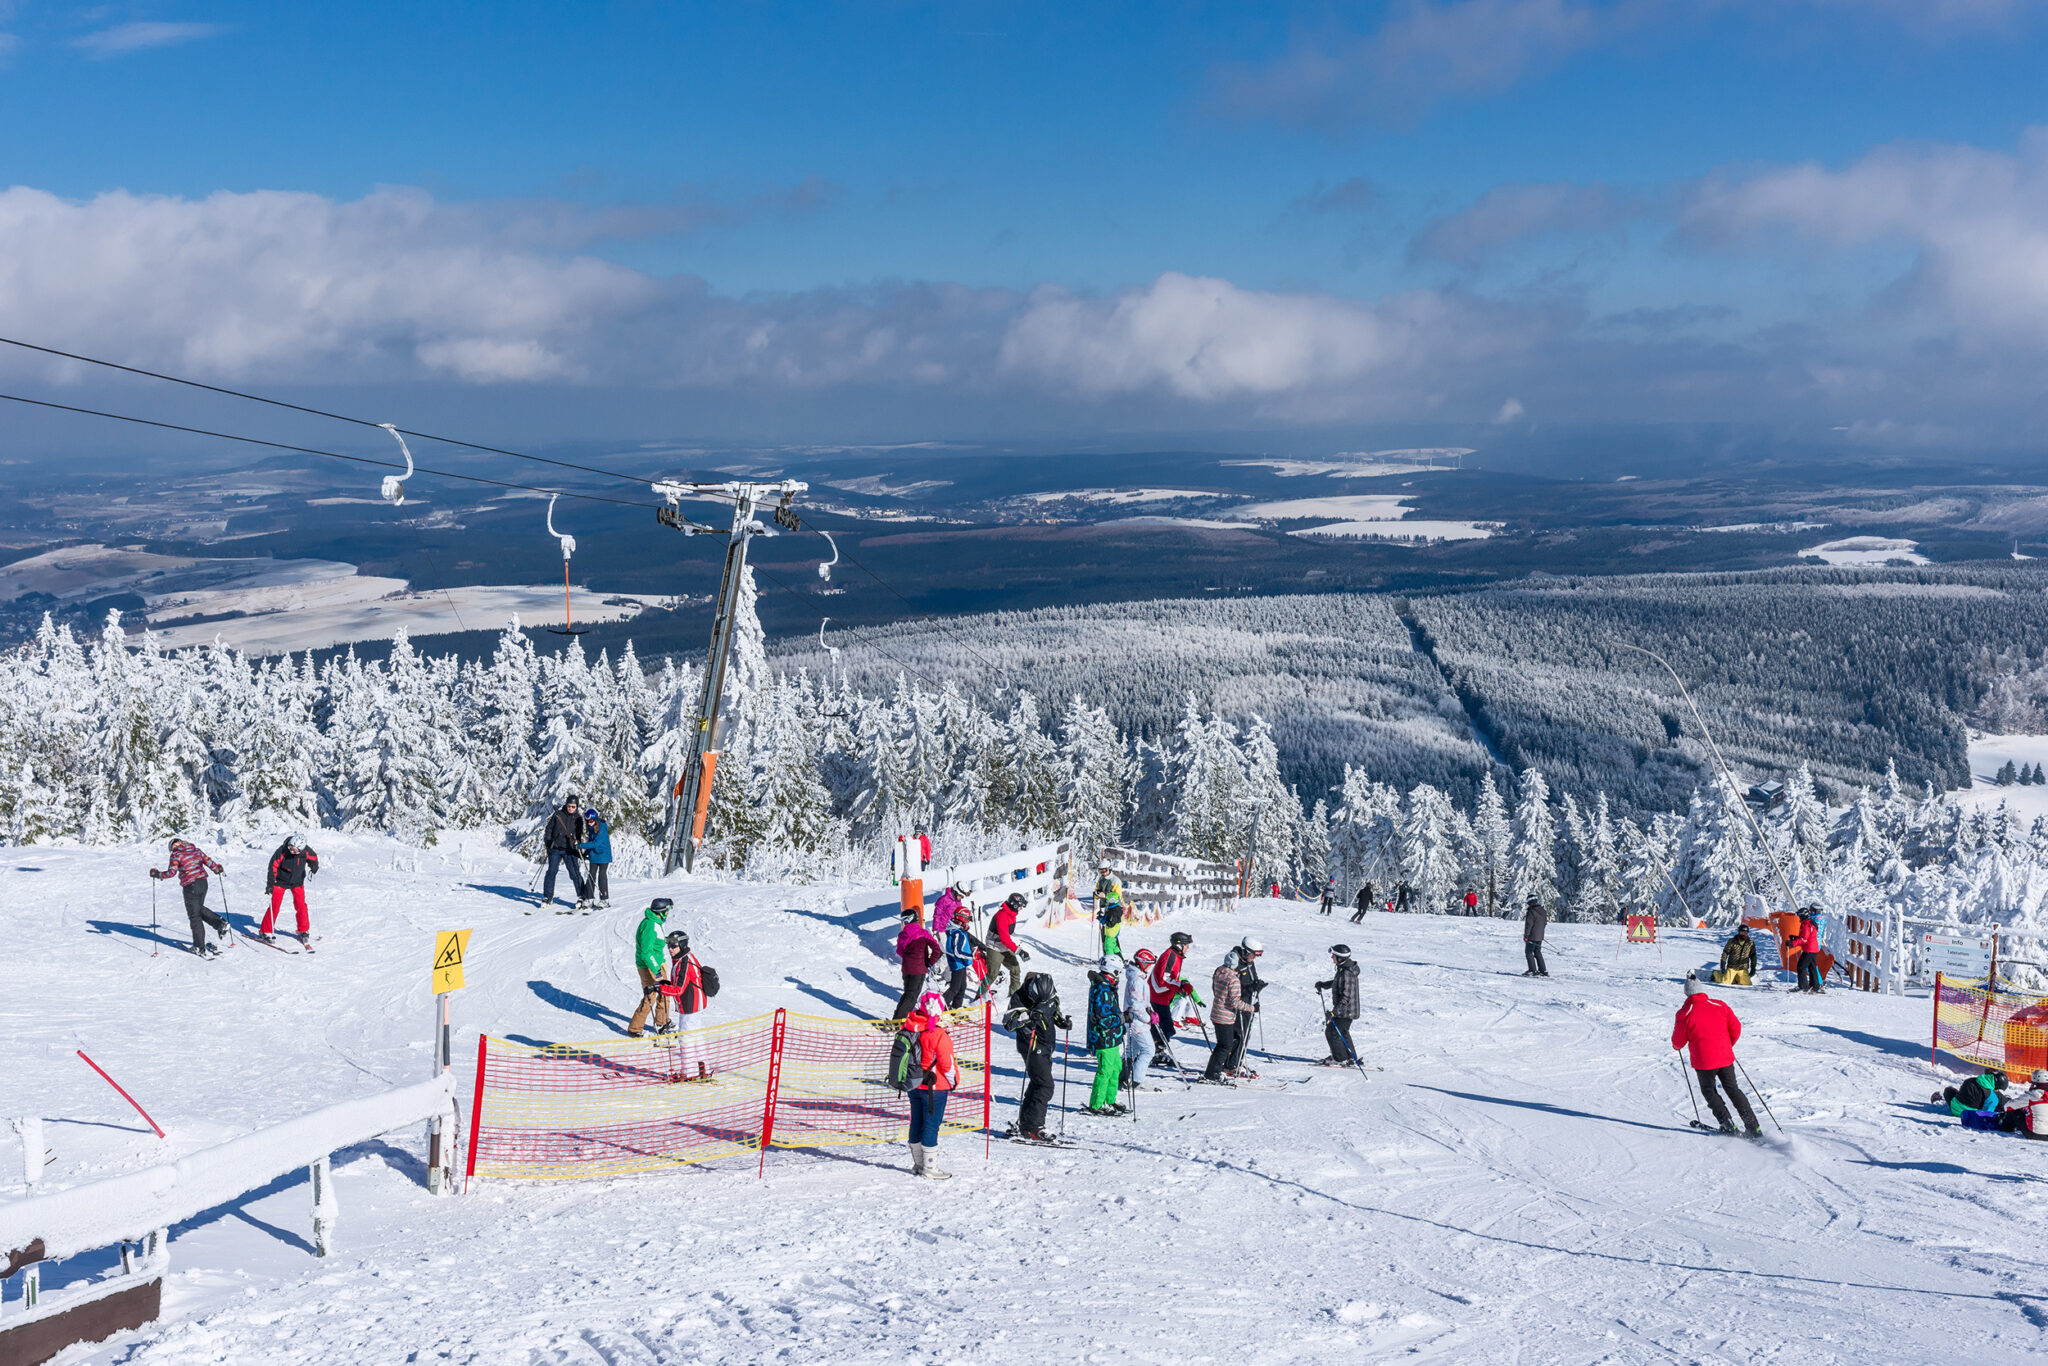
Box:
[5,1,2048,449]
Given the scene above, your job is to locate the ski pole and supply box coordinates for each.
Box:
[1059,1028,1072,1139]
[1680,1056,1703,1128]
[1733,1057,1783,1134]
[149,877,159,958]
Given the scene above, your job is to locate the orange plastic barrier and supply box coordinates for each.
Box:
[1932,976,2048,1082]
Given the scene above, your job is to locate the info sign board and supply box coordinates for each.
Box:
[1923,931,1993,982]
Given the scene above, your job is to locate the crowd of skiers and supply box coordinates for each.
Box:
[147,834,320,954]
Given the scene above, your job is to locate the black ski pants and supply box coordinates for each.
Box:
[1205,1019,1241,1080]
[1227,1010,1256,1071]
[943,966,968,1010]
[1019,1046,1055,1134]
[181,879,228,949]
[1796,955,1822,992]
[543,848,586,903]
[1696,1066,1759,1133]
[893,972,926,1021]
[1325,1016,1357,1063]
[1524,942,1548,976]
[587,863,610,903]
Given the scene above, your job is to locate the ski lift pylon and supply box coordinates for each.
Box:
[544,493,589,636]
[377,423,413,505]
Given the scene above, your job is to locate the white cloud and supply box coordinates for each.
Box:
[1681,129,2048,341]
[74,21,225,58]
[1494,397,1526,421]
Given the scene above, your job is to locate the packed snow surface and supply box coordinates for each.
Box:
[5,836,2045,1363]
[1957,732,2048,823]
[1799,536,1929,566]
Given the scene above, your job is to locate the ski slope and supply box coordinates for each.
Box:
[4,836,2045,1363]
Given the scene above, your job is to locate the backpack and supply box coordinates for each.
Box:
[886,1027,920,1092]
[698,965,720,999]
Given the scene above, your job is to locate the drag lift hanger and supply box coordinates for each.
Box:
[545,494,588,636]
[652,478,808,873]
[377,423,414,505]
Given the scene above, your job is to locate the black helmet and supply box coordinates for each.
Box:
[1005,892,1028,910]
[666,930,688,952]
[1169,931,1192,948]
[1018,972,1054,1007]
[1330,944,1352,958]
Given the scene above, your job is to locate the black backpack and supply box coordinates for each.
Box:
[698,964,720,998]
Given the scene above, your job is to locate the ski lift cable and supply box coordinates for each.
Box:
[0,333,671,490]
[0,392,660,510]
[749,562,958,695]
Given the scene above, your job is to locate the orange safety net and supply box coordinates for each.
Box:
[1931,976,2048,1082]
[465,1005,990,1182]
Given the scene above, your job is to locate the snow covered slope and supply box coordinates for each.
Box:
[4,837,2045,1362]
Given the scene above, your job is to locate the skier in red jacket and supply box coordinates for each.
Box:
[980,892,1028,1003]
[1791,909,1826,994]
[1672,976,1761,1136]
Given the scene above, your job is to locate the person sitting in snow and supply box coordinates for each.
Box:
[2000,1069,2048,1139]
[1939,1070,2009,1124]
[1713,925,1757,987]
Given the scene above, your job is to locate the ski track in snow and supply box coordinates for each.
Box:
[4,837,2046,1363]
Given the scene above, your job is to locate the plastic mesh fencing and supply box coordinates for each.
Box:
[1932,975,2048,1081]
[466,1005,990,1183]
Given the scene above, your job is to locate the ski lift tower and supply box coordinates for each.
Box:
[652,477,808,873]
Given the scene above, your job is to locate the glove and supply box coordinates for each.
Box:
[1315,980,1332,991]
[1019,950,1031,962]
[1122,1010,1135,1025]
[1055,1014,1072,1031]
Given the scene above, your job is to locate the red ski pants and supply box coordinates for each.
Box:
[263,886,310,935]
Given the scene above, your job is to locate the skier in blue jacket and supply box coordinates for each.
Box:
[578,809,614,909]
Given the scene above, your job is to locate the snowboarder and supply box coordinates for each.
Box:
[903,1006,959,1177]
[1316,944,1361,1065]
[540,796,588,907]
[1002,972,1069,1142]
[1672,977,1762,1137]
[1350,882,1374,924]
[577,809,613,908]
[894,907,942,1020]
[1522,897,1550,977]
[151,838,228,956]
[1085,956,1127,1115]
[1122,949,1159,1088]
[1318,878,1337,915]
[1713,926,1757,986]
[941,904,981,1010]
[1792,910,1825,993]
[1203,947,1248,1082]
[260,834,319,945]
[627,898,674,1037]
[1094,867,1127,957]
[1224,936,1267,1075]
[982,892,1029,1002]
[1148,931,1196,1066]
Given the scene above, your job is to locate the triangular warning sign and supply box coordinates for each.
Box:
[435,936,464,969]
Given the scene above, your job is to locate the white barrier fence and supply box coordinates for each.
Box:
[938,838,1078,928]
[1,1073,457,1354]
[1100,845,1237,922]
[1839,909,2000,995]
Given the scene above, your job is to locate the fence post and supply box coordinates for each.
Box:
[1931,972,1943,1068]
[983,998,993,1159]
[758,1009,787,1180]
[309,1155,334,1257]
[464,1035,489,1194]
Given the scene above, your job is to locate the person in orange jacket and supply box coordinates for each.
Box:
[1672,976,1762,1137]
[904,1008,958,1178]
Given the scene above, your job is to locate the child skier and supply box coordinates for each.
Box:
[1999,1069,2048,1138]
[1002,972,1069,1142]
[260,834,319,946]
[982,892,1028,1002]
[150,838,228,956]
[1085,956,1127,1115]
[1122,950,1160,1087]
[664,928,717,1081]
[941,904,981,1009]
[1672,977,1762,1137]
[577,809,613,909]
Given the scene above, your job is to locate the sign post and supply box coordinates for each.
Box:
[428,930,471,1195]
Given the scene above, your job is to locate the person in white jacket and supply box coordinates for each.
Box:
[1121,952,1159,1090]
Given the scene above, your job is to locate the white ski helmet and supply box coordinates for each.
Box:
[1240,936,1264,955]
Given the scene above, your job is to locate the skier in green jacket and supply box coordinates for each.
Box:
[627,897,674,1037]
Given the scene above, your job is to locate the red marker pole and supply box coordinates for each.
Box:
[76,1050,165,1138]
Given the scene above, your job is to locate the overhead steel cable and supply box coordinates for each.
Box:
[748,561,960,696]
[0,391,658,509]
[0,333,668,488]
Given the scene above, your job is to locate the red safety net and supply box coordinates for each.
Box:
[466,1005,990,1182]
[1931,975,2048,1082]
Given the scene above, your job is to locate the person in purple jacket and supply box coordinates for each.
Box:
[893,908,942,1020]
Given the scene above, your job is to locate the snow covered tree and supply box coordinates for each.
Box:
[1398,783,1460,912]
[1506,769,1559,910]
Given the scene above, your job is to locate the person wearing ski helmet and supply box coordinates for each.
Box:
[1084,955,1128,1115]
[663,925,718,1080]
[941,902,982,1009]
[1121,948,1160,1086]
[1522,897,1550,977]
[260,833,320,945]
[985,891,1030,1002]
[1223,936,1267,1076]
[1003,972,1070,1141]
[1204,944,1250,1082]
[1093,866,1127,957]
[2000,1069,2048,1138]
[1318,877,1337,916]
[1672,976,1761,1137]
[902,1003,959,1177]
[1792,909,1825,993]
[577,808,614,909]
[151,838,228,956]
[1315,944,1361,1066]
[627,898,673,1036]
[1149,931,1196,1064]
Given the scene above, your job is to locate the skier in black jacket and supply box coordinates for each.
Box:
[1522,897,1550,977]
[1350,882,1374,924]
[541,796,589,907]
[1003,972,1070,1142]
[1315,944,1361,1065]
[260,835,320,944]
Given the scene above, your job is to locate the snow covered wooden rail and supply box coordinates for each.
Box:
[940,838,1075,926]
[0,1073,457,1364]
[1099,845,1237,921]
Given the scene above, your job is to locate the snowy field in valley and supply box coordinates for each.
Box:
[5,837,2046,1363]
[1798,537,1929,566]
[1957,732,2048,823]
[1219,495,1494,543]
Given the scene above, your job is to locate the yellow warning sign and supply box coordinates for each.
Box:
[432,929,472,994]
